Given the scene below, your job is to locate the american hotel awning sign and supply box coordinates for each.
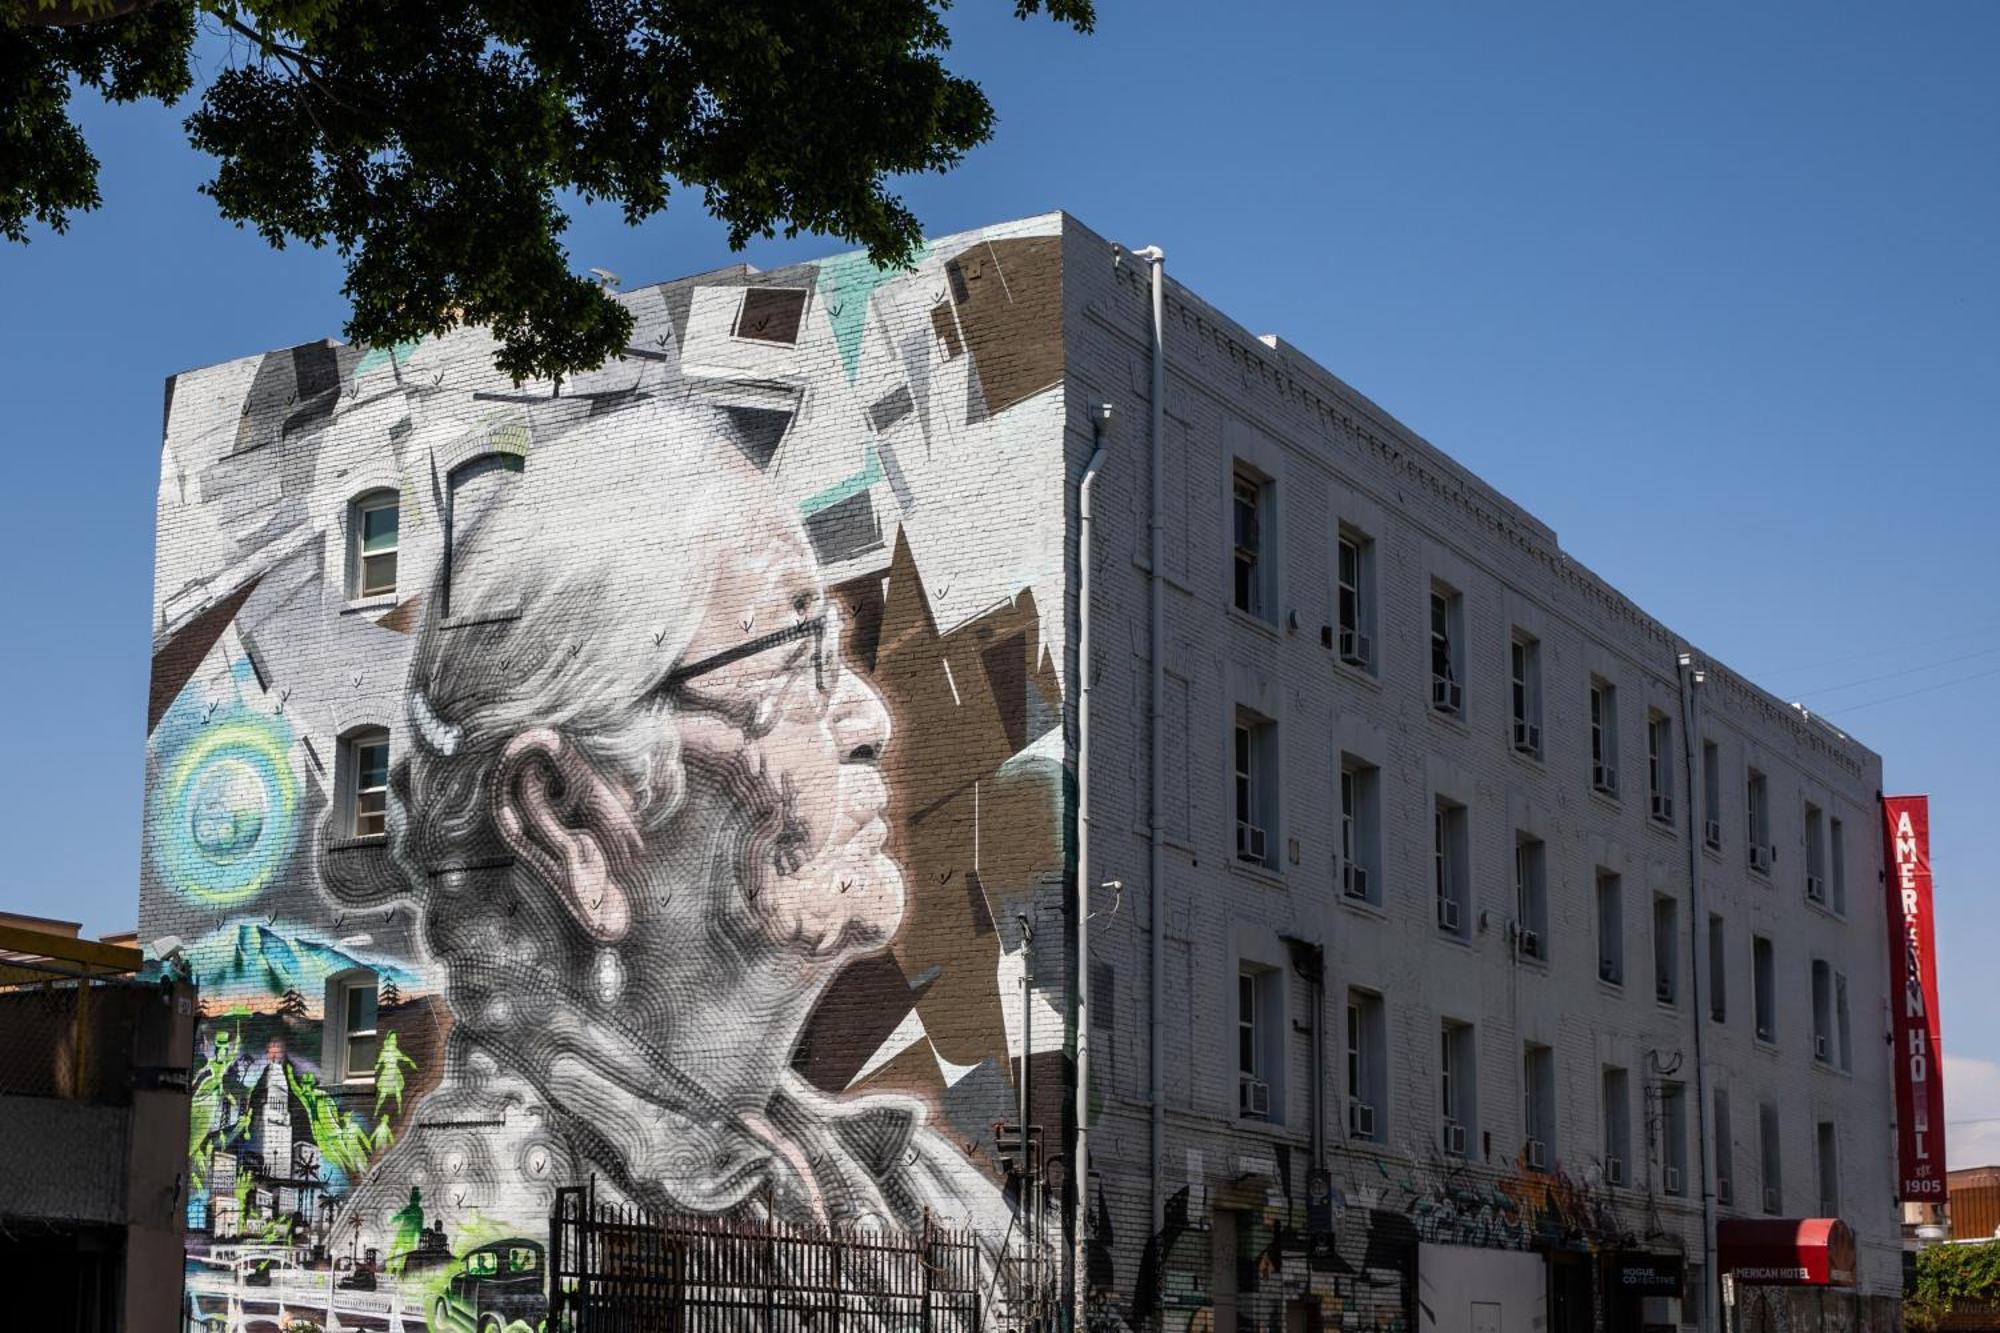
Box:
[1883,795,1947,1201]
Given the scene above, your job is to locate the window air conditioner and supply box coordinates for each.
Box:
[1651,793,1674,823]
[1656,975,1674,1004]
[1431,676,1462,715]
[1348,1099,1376,1140]
[1806,874,1825,904]
[1437,896,1461,933]
[1443,1121,1468,1157]
[1815,1034,1829,1061]
[1341,859,1369,901]
[1239,1075,1271,1120]
[1599,957,1620,985]
[1748,843,1771,874]
[1593,763,1618,795]
[1704,819,1722,849]
[1757,1023,1774,1045]
[1237,822,1267,865]
[1764,1185,1780,1214]
[1717,1176,1733,1206]
[1339,629,1372,668]
[1518,928,1542,961]
[1605,1156,1626,1186]
[1513,721,1541,755]
[1664,1166,1682,1195]
[1526,1138,1547,1171]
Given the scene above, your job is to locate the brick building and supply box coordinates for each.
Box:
[139,212,1902,1332]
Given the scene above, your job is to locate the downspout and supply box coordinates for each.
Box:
[1133,244,1167,1230]
[1677,652,1720,1332]
[1073,405,1112,1324]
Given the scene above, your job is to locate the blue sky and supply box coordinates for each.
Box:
[2,2,1994,1155]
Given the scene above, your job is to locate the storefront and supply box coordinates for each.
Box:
[1604,1252,1684,1332]
[1717,1218,1857,1333]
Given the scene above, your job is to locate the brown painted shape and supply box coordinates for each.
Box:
[794,950,930,1094]
[945,235,1063,417]
[147,575,263,734]
[375,592,425,635]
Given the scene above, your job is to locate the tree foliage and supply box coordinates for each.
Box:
[3,0,1094,381]
[1908,1241,2000,1331]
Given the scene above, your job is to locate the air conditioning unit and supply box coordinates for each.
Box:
[1605,1156,1626,1186]
[1806,874,1826,904]
[1748,843,1771,874]
[1431,676,1462,715]
[1348,1099,1376,1140]
[1756,1023,1774,1045]
[1664,1166,1683,1195]
[1593,763,1618,795]
[1339,629,1372,668]
[1599,957,1620,985]
[1763,1186,1780,1214]
[1443,1121,1467,1157]
[1717,1176,1734,1206]
[1815,1034,1829,1061]
[1656,975,1674,1004]
[1512,721,1541,755]
[1651,793,1674,823]
[1704,819,1722,849]
[1526,1138,1547,1171]
[1237,821,1267,865]
[1239,1075,1271,1120]
[1518,928,1542,961]
[1437,896,1462,933]
[1341,859,1370,901]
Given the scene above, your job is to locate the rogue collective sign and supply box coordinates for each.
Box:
[1883,795,1947,1200]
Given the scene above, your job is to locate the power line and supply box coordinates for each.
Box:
[1798,643,2000,697]
[1772,618,2000,681]
[1829,662,2000,715]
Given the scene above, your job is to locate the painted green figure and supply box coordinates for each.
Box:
[374,1030,418,1118]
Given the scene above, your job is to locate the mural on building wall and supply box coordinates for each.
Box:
[141,219,1073,1331]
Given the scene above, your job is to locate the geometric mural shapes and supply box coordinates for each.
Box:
[733,286,809,345]
[944,236,1064,419]
[148,574,263,734]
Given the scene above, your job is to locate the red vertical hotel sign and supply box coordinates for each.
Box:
[1883,795,1946,1200]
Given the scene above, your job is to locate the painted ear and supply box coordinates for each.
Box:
[493,728,640,942]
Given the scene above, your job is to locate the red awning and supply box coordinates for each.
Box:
[1717,1218,1857,1287]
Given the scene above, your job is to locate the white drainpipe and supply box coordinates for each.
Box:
[1678,651,1721,1331]
[1072,404,1112,1322]
[1131,244,1167,1229]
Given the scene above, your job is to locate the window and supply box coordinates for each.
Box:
[1830,816,1847,914]
[1510,634,1542,756]
[1836,970,1853,1072]
[1589,679,1619,795]
[1238,969,1273,1120]
[1347,990,1385,1142]
[1746,769,1771,874]
[1760,1102,1784,1214]
[1338,757,1380,905]
[1653,895,1679,1007]
[444,452,524,616]
[1811,959,1833,1065]
[1805,802,1827,905]
[1661,1083,1689,1196]
[1602,1066,1631,1186]
[1647,713,1674,824]
[350,490,400,599]
[1434,799,1470,936]
[1816,1121,1840,1215]
[1523,1043,1555,1171]
[1429,584,1464,716]
[1233,712,1276,868]
[329,971,380,1084]
[1514,834,1548,960]
[1708,913,1727,1023]
[1714,1088,1735,1207]
[1232,470,1268,619]
[344,728,390,839]
[1596,871,1624,986]
[1753,935,1776,1044]
[1441,1022,1476,1157]
[1702,740,1722,849]
[1335,531,1375,669]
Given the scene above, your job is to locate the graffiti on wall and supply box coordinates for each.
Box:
[142,218,1073,1330]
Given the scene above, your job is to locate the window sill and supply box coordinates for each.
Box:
[1337,893,1389,924]
[1433,927,1475,951]
[1589,786,1623,812]
[1507,745,1545,773]
[325,834,389,855]
[1811,1059,1853,1080]
[341,595,403,616]
[1514,951,1551,974]
[1332,656,1381,690]
[1703,840,1725,862]
[1225,604,1283,642]
[1753,1037,1780,1056]
[442,607,523,631]
[1803,896,1848,924]
[1655,998,1682,1014]
[1645,815,1679,839]
[1426,706,1470,737]
[1226,857,1286,890]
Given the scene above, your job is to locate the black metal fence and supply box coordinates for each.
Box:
[550,1185,992,1333]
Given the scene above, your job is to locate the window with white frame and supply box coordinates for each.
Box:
[1835,969,1852,1071]
[1603,1066,1631,1187]
[1811,958,1833,1065]
[1514,834,1548,961]
[1510,633,1542,756]
[1234,711,1277,869]
[1753,934,1776,1044]
[1347,990,1385,1142]
[1596,871,1624,986]
[1830,815,1847,915]
[1429,584,1464,717]
[1714,1087,1735,1207]
[1653,895,1679,1007]
[1232,469,1270,620]
[1338,756,1380,906]
[1237,968,1276,1120]
[1661,1082,1689,1196]
[344,728,390,839]
[1441,1021,1476,1157]
[1434,798,1470,937]
[1746,769,1771,874]
[1760,1102,1784,1214]
[349,490,400,600]
[1702,740,1722,849]
[1523,1043,1555,1171]
[329,970,380,1085]
[1647,713,1674,823]
[1708,913,1727,1023]
[1335,530,1375,669]
[1805,802,1827,905]
[1589,678,1619,796]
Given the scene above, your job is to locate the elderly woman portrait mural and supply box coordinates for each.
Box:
[140,217,1075,1331]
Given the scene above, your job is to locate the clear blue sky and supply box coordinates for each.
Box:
[3,2,1994,1152]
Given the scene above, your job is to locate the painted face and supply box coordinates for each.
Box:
[660,485,901,958]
